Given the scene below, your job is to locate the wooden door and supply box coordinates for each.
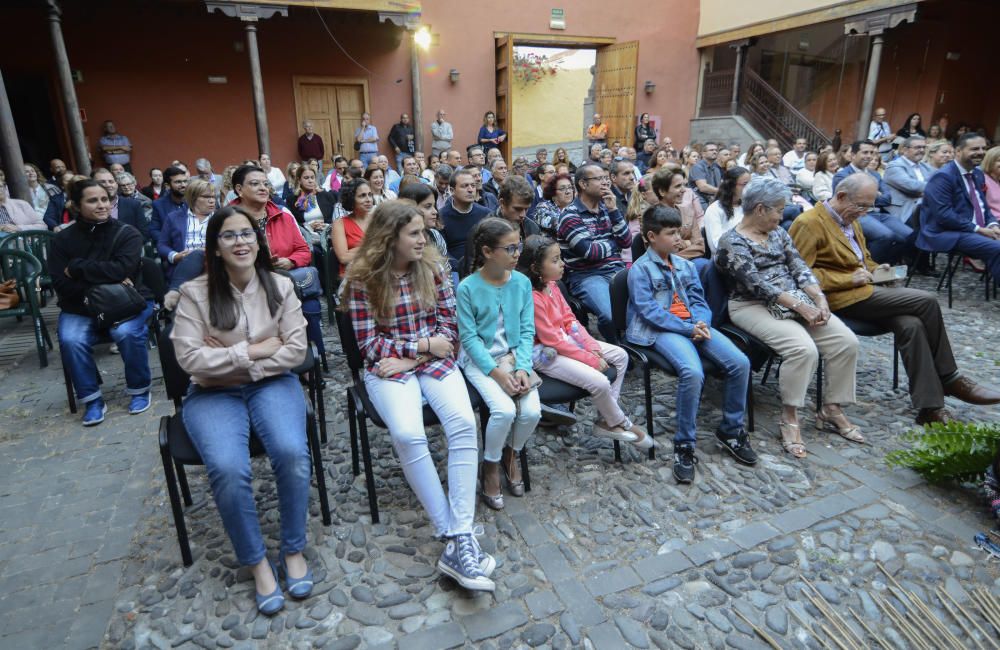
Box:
[495,35,514,163]
[594,41,639,148]
[293,78,370,165]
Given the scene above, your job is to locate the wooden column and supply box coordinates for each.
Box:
[0,69,30,201]
[857,34,885,141]
[243,20,270,156]
[410,33,424,153]
[729,40,750,116]
[46,0,90,176]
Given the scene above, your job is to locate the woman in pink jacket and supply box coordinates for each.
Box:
[517,235,651,449]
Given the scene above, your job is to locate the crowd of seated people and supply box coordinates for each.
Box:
[5,110,1000,614]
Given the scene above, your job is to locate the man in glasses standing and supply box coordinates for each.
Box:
[556,162,633,342]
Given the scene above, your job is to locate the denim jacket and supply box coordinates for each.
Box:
[626,250,713,345]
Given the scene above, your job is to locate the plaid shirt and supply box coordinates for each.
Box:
[347,270,458,382]
[184,210,209,252]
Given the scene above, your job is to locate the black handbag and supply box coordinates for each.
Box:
[83,227,147,327]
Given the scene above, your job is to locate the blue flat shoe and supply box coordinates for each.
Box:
[128,393,151,415]
[255,560,284,616]
[279,553,314,599]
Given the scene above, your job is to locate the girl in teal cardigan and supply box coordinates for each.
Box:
[457,218,541,510]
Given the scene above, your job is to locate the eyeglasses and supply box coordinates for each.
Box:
[582,175,611,184]
[556,185,574,192]
[493,242,524,256]
[218,229,258,245]
[848,200,875,212]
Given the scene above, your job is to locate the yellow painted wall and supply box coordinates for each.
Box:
[698,0,921,39]
[511,67,591,149]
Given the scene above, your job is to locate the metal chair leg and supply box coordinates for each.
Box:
[63,356,77,414]
[815,358,824,412]
[357,414,379,523]
[643,365,655,461]
[306,408,331,526]
[746,377,755,433]
[892,341,900,390]
[346,389,359,476]
[175,461,193,506]
[520,446,531,493]
[161,443,193,566]
[761,357,775,386]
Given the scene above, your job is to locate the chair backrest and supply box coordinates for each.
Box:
[0,231,54,278]
[333,309,364,378]
[0,249,42,304]
[610,268,630,336]
[631,235,646,262]
[157,323,191,408]
[141,257,168,304]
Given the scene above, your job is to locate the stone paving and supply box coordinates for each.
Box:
[1,270,999,650]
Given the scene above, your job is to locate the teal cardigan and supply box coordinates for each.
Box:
[456,270,535,375]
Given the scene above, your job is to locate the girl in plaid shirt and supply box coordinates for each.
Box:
[340,200,495,592]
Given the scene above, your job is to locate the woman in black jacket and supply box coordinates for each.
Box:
[50,179,153,426]
[634,113,657,149]
[288,166,338,245]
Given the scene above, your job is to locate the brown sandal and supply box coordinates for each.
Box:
[816,408,864,444]
[779,421,807,459]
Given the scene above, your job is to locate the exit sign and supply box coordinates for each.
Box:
[550,8,565,30]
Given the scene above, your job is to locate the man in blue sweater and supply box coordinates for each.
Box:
[441,168,490,276]
[150,166,188,242]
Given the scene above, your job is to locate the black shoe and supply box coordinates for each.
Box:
[540,402,577,427]
[672,444,698,484]
[715,429,758,466]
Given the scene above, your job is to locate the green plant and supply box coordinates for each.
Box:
[886,421,1000,483]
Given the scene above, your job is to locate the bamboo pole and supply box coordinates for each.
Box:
[934,587,987,650]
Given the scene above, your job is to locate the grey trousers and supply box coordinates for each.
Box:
[835,286,957,410]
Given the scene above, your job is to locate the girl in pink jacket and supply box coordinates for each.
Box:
[518,235,651,449]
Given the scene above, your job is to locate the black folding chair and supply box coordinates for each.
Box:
[157,325,331,566]
[609,268,756,458]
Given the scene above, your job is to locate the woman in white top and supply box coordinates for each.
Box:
[703,166,751,255]
[259,154,287,196]
[24,163,49,217]
[364,167,397,206]
[810,152,838,202]
[794,152,818,193]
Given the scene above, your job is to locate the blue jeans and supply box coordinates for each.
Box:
[59,302,154,404]
[859,213,913,264]
[566,268,618,342]
[650,328,750,444]
[182,372,311,566]
[359,152,376,168]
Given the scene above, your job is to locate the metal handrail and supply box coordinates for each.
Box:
[738,68,831,151]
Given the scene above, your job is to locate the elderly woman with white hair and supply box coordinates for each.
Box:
[714,176,862,460]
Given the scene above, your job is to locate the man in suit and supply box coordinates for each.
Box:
[150,166,188,243]
[791,173,1000,425]
[832,140,912,263]
[884,136,934,225]
[93,168,150,243]
[919,133,1000,280]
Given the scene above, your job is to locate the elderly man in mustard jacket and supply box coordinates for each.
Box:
[789,173,1000,425]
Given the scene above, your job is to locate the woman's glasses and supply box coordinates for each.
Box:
[218,229,258,245]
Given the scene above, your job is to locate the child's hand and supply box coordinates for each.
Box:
[514,370,531,393]
[592,351,609,371]
[490,367,521,396]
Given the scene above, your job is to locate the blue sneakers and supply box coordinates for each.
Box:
[472,525,496,577]
[82,399,107,427]
[128,393,151,415]
[437,533,495,592]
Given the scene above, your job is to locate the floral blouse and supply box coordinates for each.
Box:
[715,226,817,305]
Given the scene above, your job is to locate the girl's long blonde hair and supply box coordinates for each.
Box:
[338,199,443,323]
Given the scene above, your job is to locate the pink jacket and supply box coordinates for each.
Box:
[532,281,602,369]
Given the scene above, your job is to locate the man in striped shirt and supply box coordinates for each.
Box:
[556,162,632,342]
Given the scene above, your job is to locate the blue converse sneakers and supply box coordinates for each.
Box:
[437,533,495,592]
[471,525,496,578]
[82,399,107,427]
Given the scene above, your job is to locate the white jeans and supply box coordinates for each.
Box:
[364,369,478,536]
[541,341,630,427]
[462,362,541,462]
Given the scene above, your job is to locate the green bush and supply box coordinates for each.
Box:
[885,421,1000,483]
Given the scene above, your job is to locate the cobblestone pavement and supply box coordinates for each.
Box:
[1,271,999,650]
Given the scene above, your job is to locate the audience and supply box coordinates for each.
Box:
[478,111,507,155]
[431,109,453,158]
[151,166,189,242]
[811,152,837,202]
[0,181,47,235]
[50,179,153,426]
[790,173,1000,425]
[341,200,495,592]
[650,168,707,265]
[440,168,490,272]
[704,166,751,254]
[983,146,1000,217]
[628,205,755,483]
[157,178,215,278]
[533,173,575,236]
[884,136,934,229]
[398,183,448,257]
[172,206,312,616]
[457,218,541,510]
[716,177,861,459]
[93,168,150,243]
[331,178,374,274]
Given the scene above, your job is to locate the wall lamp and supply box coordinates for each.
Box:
[644,80,656,94]
[449,69,460,84]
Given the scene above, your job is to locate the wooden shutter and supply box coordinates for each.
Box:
[594,41,639,147]
[495,35,514,163]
